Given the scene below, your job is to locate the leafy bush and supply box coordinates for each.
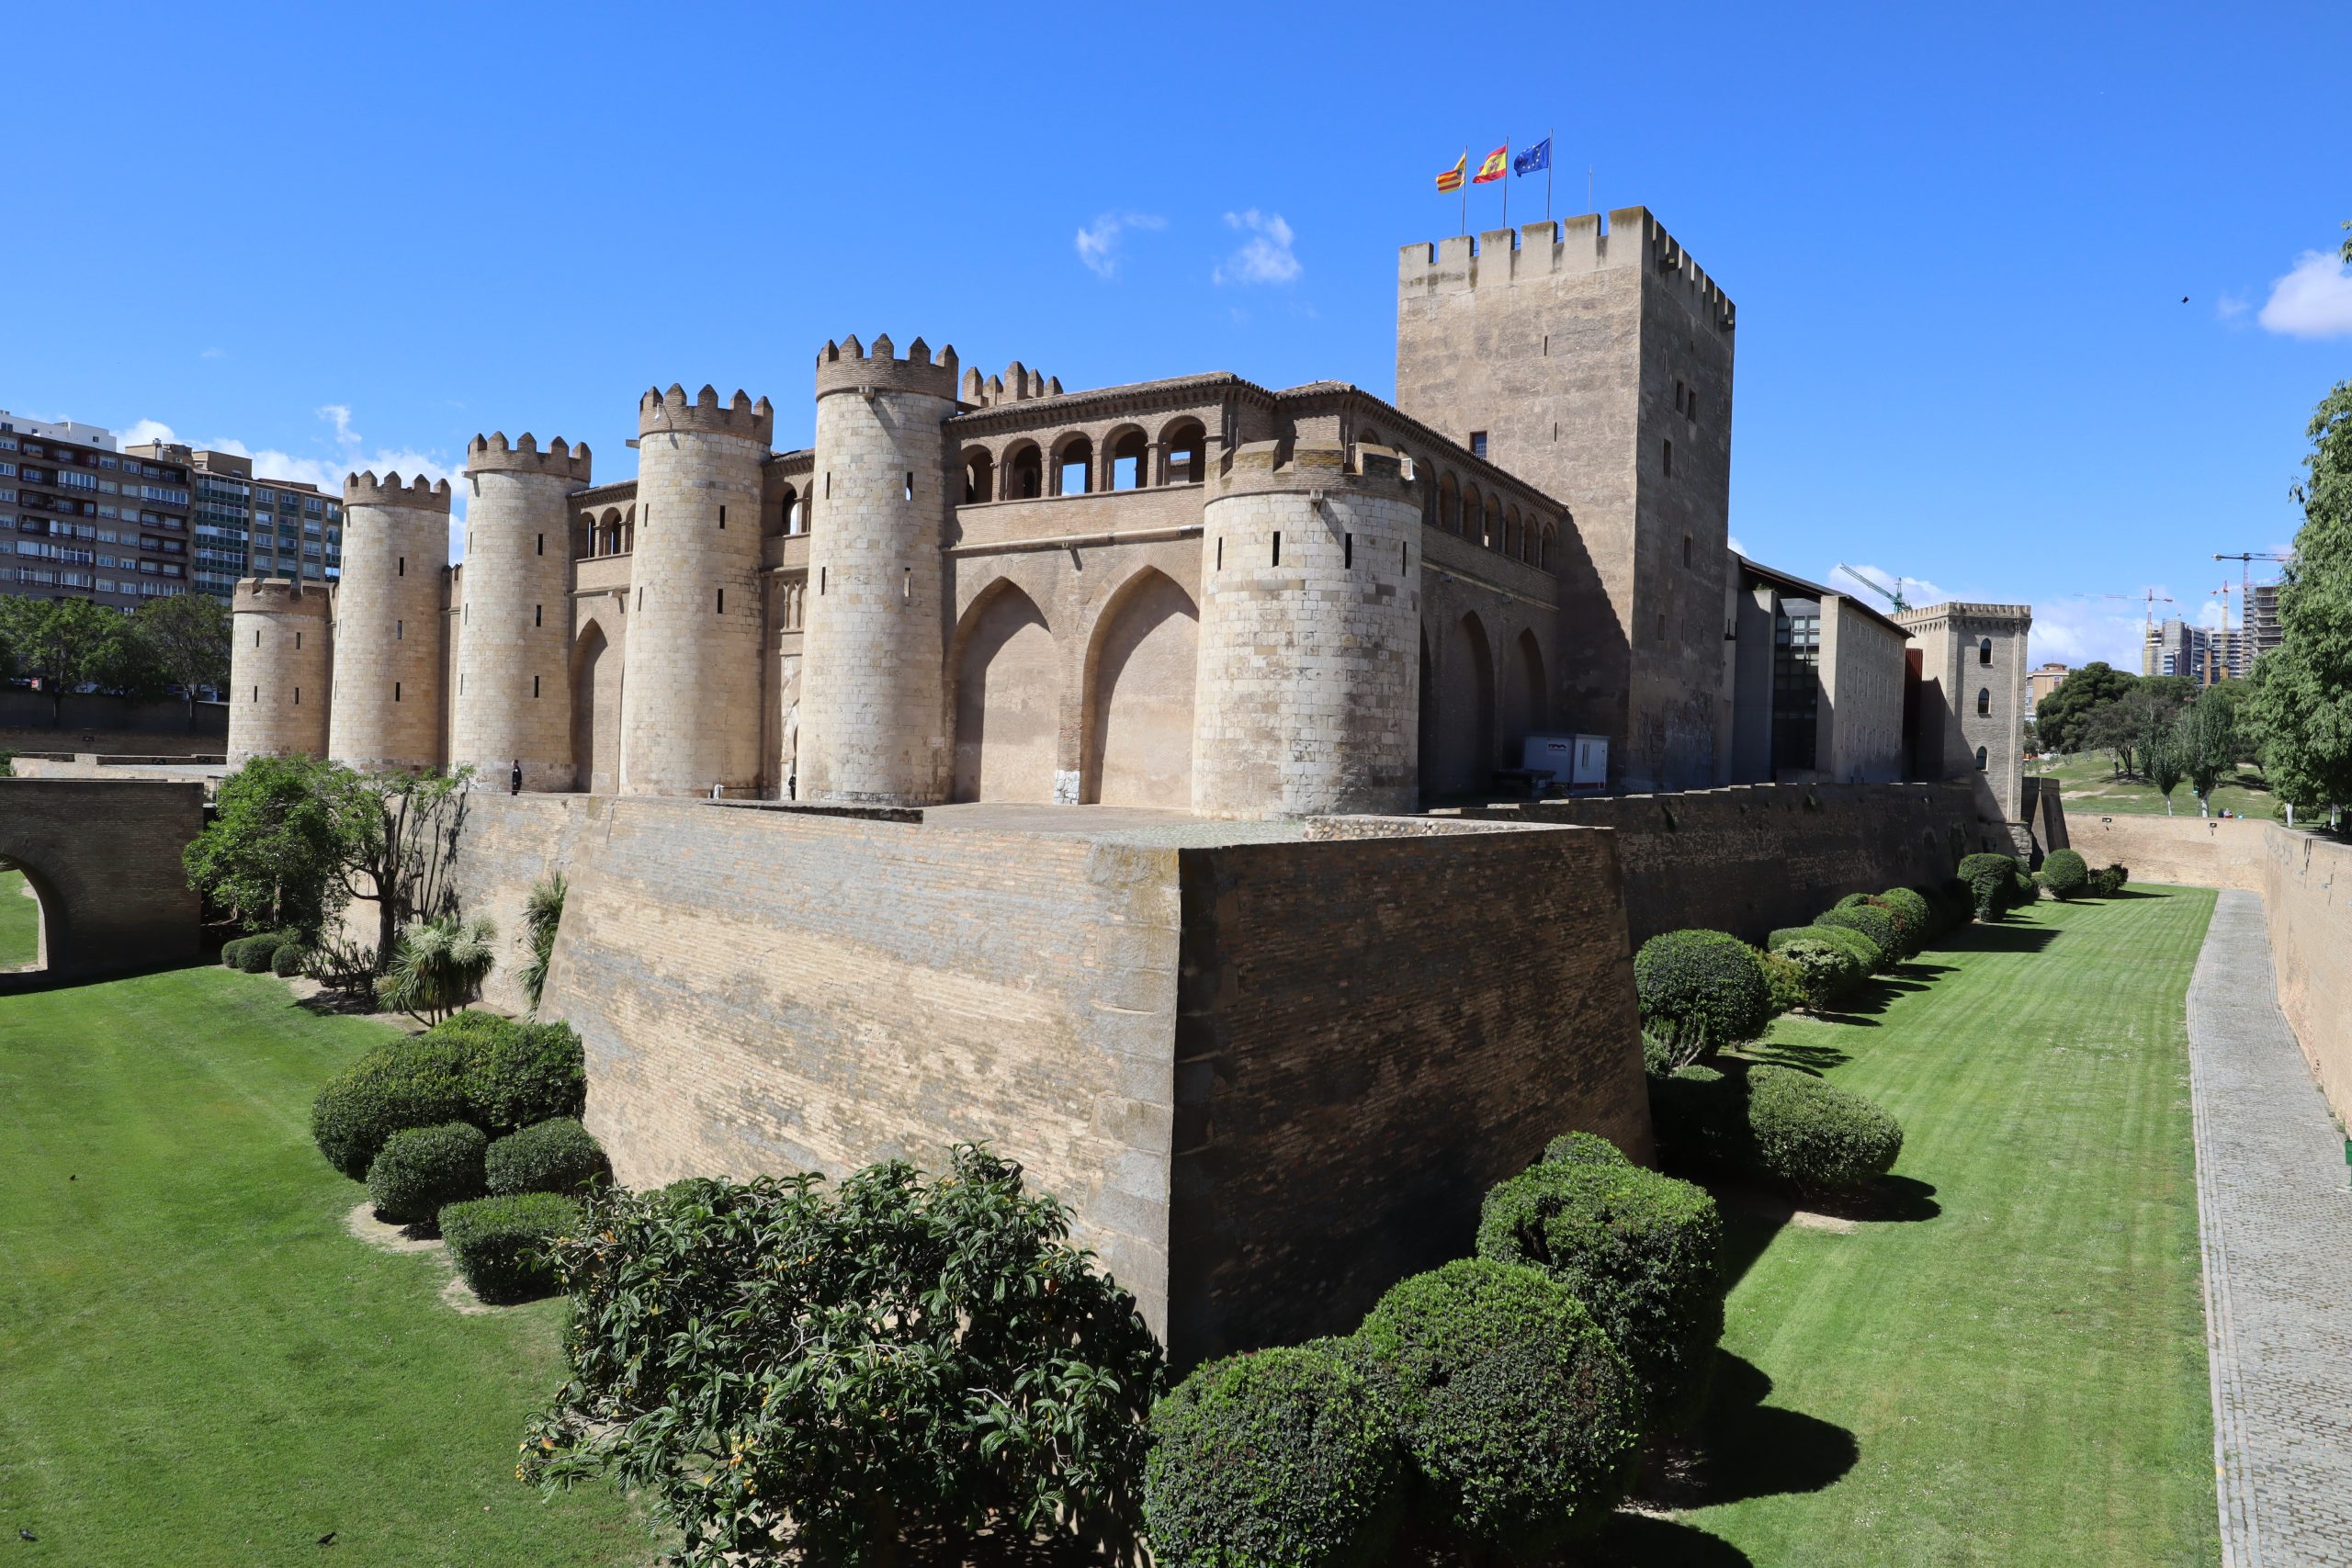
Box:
[270,941,308,977]
[1815,905,1905,968]
[1770,922,1883,972]
[375,912,497,1025]
[1774,936,1865,1010]
[1351,1258,1639,1556]
[1476,1161,1725,1435]
[1638,1021,1709,1076]
[516,874,566,1015]
[1747,1066,1905,1195]
[521,1145,1166,1564]
[1958,852,2021,920]
[366,1120,488,1225]
[441,1190,579,1303]
[225,931,293,973]
[2041,849,2087,898]
[1145,1345,1400,1568]
[1542,1130,1631,1169]
[1759,951,1810,1016]
[1833,892,1876,911]
[219,935,254,969]
[1880,887,1934,942]
[2090,863,2131,897]
[466,1019,586,1134]
[311,1034,479,1180]
[2013,867,2038,905]
[306,933,379,997]
[1632,930,1772,1047]
[485,1117,609,1197]
[1646,1064,1744,1170]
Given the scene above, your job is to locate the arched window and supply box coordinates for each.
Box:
[1502,507,1520,559]
[1483,496,1501,551]
[1051,433,1094,496]
[1438,474,1462,534]
[1107,427,1148,491]
[1974,745,1988,771]
[1979,637,1993,665]
[1003,441,1044,500]
[775,484,798,536]
[1159,418,1207,486]
[960,446,994,505]
[1540,525,1556,570]
[1977,686,1991,716]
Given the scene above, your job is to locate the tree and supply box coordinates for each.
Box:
[2148,730,2184,814]
[181,753,348,937]
[0,596,132,724]
[515,875,566,1015]
[2031,660,2134,755]
[334,768,474,962]
[2255,378,2352,833]
[524,1146,1166,1567]
[2177,694,2237,816]
[374,912,496,1024]
[133,593,231,725]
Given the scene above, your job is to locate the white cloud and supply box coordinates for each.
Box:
[2214,294,2249,321]
[1074,212,1166,279]
[119,417,177,448]
[2257,249,2352,339]
[1726,534,1747,558]
[198,346,225,360]
[2195,597,2230,630]
[1213,209,1300,286]
[1826,563,1945,612]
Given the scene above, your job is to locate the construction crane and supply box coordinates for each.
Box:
[2107,588,2173,632]
[1835,564,1908,614]
[2215,552,2291,676]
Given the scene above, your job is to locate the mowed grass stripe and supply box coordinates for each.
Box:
[1677,886,2219,1567]
[0,964,648,1567]
[0,869,37,970]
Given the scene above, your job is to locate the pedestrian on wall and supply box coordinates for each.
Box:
[510,759,522,795]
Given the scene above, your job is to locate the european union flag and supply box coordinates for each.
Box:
[1513,137,1552,177]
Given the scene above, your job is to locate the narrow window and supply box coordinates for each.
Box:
[293,687,300,705]
[394,681,401,702]
[396,619,402,640]
[902,566,911,602]
[1975,745,1988,772]
[717,588,725,614]
[536,532,544,556]
[1663,439,1673,478]
[1657,612,1666,642]
[1402,542,1409,571]
[398,556,405,576]
[718,505,727,530]
[904,472,913,502]
[824,473,831,499]
[1977,686,1991,716]
[1683,534,1691,568]
[1979,637,1993,665]
[464,603,469,624]
[533,675,540,699]
[251,684,257,703]
[295,631,301,649]
[1344,533,1354,570]
[637,587,643,610]
[820,567,827,595]
[534,604,542,627]
[254,628,260,647]
[1272,531,1282,567]
[1674,379,1685,413]
[460,673,466,694]
[1216,537,1223,570]
[1469,431,1488,459]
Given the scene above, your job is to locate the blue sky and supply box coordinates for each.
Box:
[9,1,2347,671]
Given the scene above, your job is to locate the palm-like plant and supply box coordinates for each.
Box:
[515,875,566,1016]
[375,912,496,1025]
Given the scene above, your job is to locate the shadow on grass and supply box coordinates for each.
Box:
[0,955,208,996]
[1641,1353,1859,1512]
[1947,922,2060,953]
[1741,1038,1851,1074]
[1589,1512,1757,1566]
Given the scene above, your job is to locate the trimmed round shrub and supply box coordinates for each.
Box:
[1880,887,1933,942]
[1770,923,1882,972]
[465,1019,586,1134]
[1815,905,1904,968]
[1633,930,1772,1047]
[1542,1130,1631,1169]
[2040,849,2088,899]
[1145,1345,1401,1568]
[366,1120,489,1224]
[228,935,280,973]
[2013,867,2038,904]
[1834,892,1876,911]
[1476,1160,1724,1435]
[1958,852,2020,919]
[270,942,307,977]
[439,1191,580,1303]
[1352,1259,1639,1556]
[2090,863,2130,897]
[220,935,255,969]
[1775,937,1864,1010]
[1645,1063,1744,1171]
[1759,951,1809,1016]
[1747,1066,1904,1195]
[311,1033,481,1180]
[484,1117,609,1197]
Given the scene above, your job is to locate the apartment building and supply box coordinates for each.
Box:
[134,442,343,599]
[0,411,193,609]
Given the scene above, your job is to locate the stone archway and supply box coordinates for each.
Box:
[950,581,1058,804]
[0,780,202,986]
[571,621,621,796]
[1082,569,1198,808]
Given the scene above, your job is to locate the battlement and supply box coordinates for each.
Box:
[1396,206,1736,333]
[959,360,1064,408]
[638,383,776,443]
[813,333,960,401]
[1215,440,1417,502]
[466,431,594,484]
[344,470,453,511]
[231,576,332,615]
[1897,602,2034,629]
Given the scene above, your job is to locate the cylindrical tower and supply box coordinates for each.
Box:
[1193,441,1422,818]
[227,577,332,766]
[797,333,958,805]
[449,432,591,790]
[327,471,451,773]
[616,384,773,795]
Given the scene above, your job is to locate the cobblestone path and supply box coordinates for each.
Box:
[2188,888,2352,1566]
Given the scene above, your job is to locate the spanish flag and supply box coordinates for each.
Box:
[1473,144,1509,185]
[1435,152,1466,194]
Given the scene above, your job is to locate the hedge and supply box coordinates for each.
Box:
[439,1191,580,1303]
[1352,1258,1639,1557]
[484,1117,609,1197]
[1145,1345,1401,1568]
[1542,1130,1631,1169]
[1772,936,1865,1010]
[1476,1160,1725,1435]
[224,932,296,974]
[1958,852,2021,920]
[1772,921,1883,972]
[465,1019,586,1134]
[311,1034,481,1180]
[2040,849,2087,899]
[2090,863,2130,897]
[1747,1066,1905,1194]
[1815,905,1905,968]
[1759,951,1810,1016]
[1879,887,1934,942]
[270,942,308,977]
[366,1121,488,1225]
[1632,930,1772,1047]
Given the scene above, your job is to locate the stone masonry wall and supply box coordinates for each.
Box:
[0,779,202,982]
[451,457,582,791]
[228,580,330,765]
[2068,812,2270,892]
[1445,780,1996,944]
[328,480,450,773]
[2263,829,2352,1128]
[1167,819,1648,1363]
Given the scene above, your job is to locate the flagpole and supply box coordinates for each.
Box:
[1501,141,1509,231]
[1545,127,1554,220]
[1459,146,1466,237]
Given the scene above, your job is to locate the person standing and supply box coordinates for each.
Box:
[510,759,523,796]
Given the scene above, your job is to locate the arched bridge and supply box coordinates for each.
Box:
[0,780,203,985]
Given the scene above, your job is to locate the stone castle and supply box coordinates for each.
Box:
[210,209,2040,1359]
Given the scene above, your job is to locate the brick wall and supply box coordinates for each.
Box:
[2265,829,2352,1127]
[1444,780,1996,944]
[2067,813,2270,891]
[0,779,202,982]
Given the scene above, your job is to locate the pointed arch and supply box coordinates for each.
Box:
[1506,626,1549,748]
[949,579,1057,804]
[1082,566,1198,807]
[1430,610,1497,798]
[571,617,620,795]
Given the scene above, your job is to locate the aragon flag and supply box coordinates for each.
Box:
[1435,152,1467,193]
[1473,144,1509,184]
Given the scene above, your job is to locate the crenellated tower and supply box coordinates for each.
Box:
[327,471,451,773]
[1193,442,1422,818]
[617,384,774,795]
[797,334,959,805]
[227,577,332,767]
[450,433,591,791]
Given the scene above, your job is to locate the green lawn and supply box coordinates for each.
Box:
[0,870,37,970]
[1643,887,2220,1566]
[0,964,650,1566]
[2031,750,2272,818]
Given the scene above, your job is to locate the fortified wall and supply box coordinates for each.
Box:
[1440,779,1996,944]
[387,793,1650,1365]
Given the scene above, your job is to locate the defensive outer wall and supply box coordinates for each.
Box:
[0,780,203,985]
[374,793,1652,1365]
